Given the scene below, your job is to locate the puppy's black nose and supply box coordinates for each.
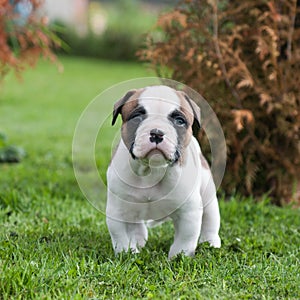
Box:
[149,128,164,144]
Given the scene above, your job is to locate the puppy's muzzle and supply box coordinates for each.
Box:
[149,128,164,144]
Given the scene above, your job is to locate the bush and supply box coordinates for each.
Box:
[0,133,26,163]
[138,0,300,204]
[54,25,142,61]
[54,1,157,61]
[0,0,60,81]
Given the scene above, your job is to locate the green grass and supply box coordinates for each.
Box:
[0,57,299,299]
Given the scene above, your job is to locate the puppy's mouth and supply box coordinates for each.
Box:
[129,143,180,166]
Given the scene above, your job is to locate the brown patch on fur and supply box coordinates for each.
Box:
[176,90,201,136]
[118,89,145,150]
[176,91,195,126]
[120,89,144,122]
[112,90,136,125]
[176,91,196,149]
[111,88,145,152]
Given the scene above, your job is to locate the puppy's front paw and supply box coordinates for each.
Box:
[168,245,195,259]
[114,246,140,256]
[199,235,221,248]
[210,237,221,248]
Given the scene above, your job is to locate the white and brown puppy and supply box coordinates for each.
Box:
[106,85,221,259]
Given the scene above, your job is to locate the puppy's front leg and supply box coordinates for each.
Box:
[106,217,130,254]
[106,218,148,254]
[169,205,203,259]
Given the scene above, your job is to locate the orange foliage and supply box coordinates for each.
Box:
[0,0,60,80]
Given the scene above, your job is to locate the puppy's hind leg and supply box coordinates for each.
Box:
[199,169,221,248]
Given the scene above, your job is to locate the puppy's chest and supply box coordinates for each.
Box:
[119,174,181,203]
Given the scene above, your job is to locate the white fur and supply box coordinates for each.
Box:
[131,86,180,161]
[106,86,221,258]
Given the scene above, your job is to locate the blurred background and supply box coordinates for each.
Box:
[43,0,174,61]
[0,0,299,204]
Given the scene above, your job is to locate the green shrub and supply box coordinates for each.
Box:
[138,0,300,204]
[0,0,60,81]
[54,1,157,61]
[0,133,25,163]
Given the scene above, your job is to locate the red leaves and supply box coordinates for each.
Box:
[0,0,59,80]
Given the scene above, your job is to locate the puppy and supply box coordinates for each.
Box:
[106,85,221,258]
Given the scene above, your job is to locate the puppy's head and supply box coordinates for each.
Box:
[112,86,200,166]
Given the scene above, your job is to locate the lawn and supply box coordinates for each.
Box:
[0,56,299,299]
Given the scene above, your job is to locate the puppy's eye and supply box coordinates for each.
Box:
[174,116,187,126]
[128,108,146,123]
[169,111,188,127]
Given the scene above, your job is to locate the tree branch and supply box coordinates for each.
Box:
[211,0,242,108]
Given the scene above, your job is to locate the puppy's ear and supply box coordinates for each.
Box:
[180,91,201,135]
[112,90,137,126]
